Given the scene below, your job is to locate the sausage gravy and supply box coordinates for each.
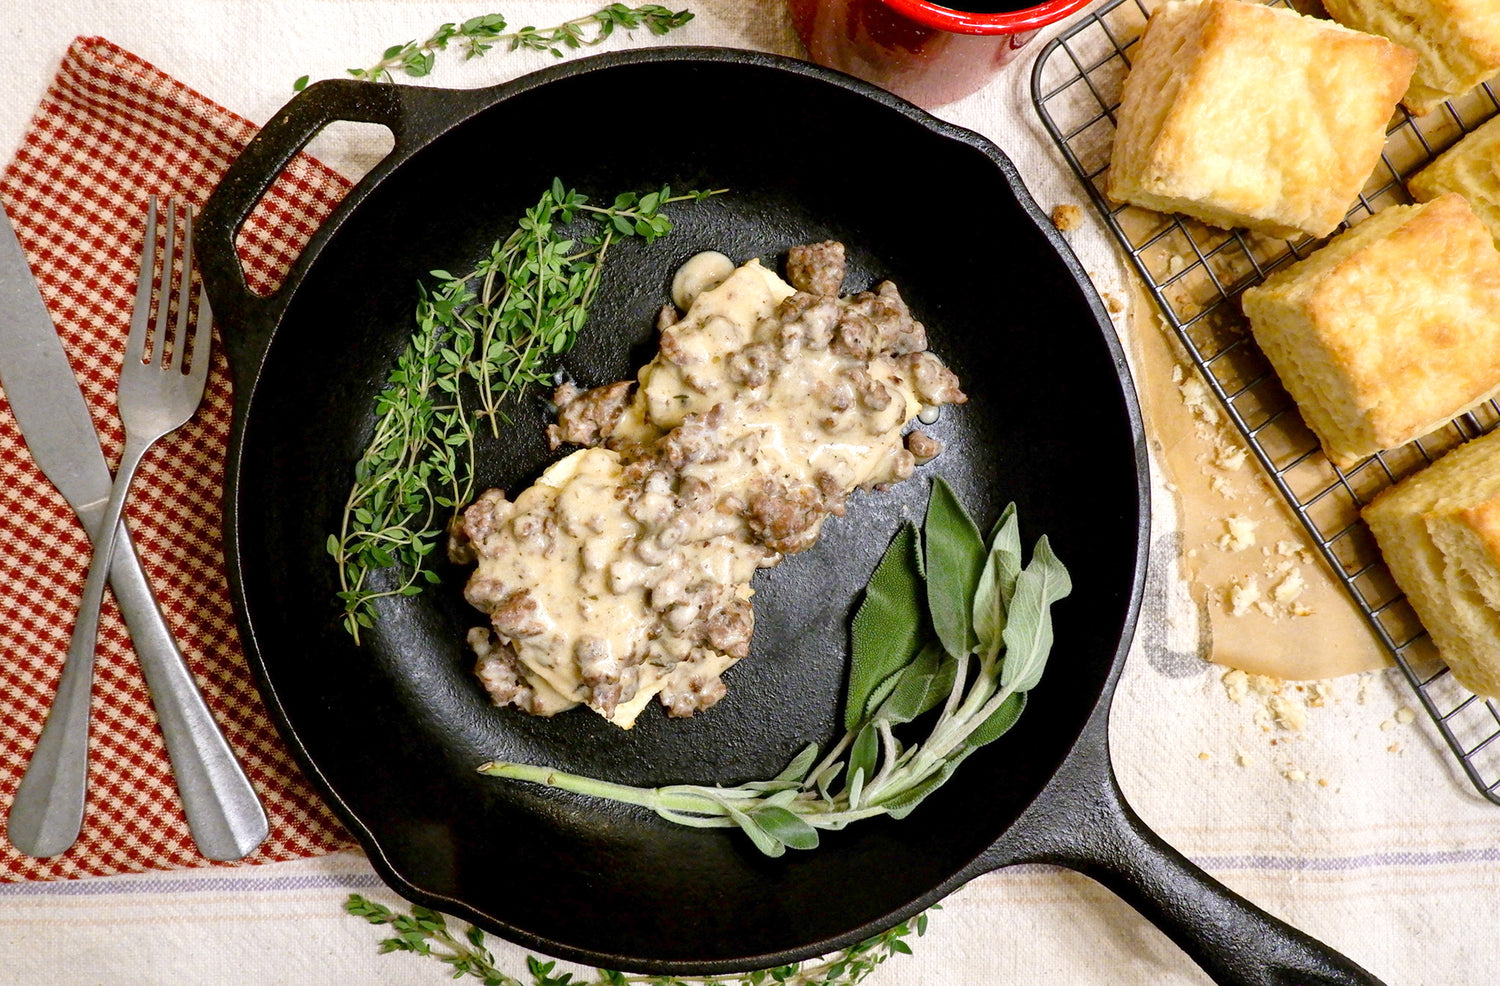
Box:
[449,242,966,727]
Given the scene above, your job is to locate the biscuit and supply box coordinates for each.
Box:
[1107,0,1416,239]
[1409,115,1500,245]
[1323,0,1500,117]
[1241,194,1500,468]
[1364,428,1500,698]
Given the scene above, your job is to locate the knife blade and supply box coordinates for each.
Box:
[0,202,267,860]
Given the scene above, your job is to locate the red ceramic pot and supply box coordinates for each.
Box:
[787,0,1094,107]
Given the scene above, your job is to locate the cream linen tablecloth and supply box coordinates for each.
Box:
[0,2,1496,983]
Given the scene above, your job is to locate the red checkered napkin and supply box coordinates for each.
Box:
[0,37,355,880]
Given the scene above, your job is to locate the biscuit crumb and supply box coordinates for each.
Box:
[1212,441,1247,471]
[1198,751,1212,761]
[1380,719,1394,731]
[1283,767,1307,782]
[1176,369,1221,428]
[1272,568,1305,605]
[1317,778,1329,787]
[1222,668,1250,703]
[1051,204,1082,231]
[1218,515,1259,551]
[1274,540,1313,564]
[1268,693,1306,731]
[1388,742,1403,753]
[1104,292,1125,314]
[1236,749,1254,767]
[1395,707,1416,724]
[1248,673,1281,697]
[1228,577,1261,616]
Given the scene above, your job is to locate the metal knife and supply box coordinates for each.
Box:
[0,202,267,860]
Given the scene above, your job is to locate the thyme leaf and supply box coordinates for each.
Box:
[345,893,934,986]
[328,180,723,641]
[476,482,1071,855]
[297,5,695,90]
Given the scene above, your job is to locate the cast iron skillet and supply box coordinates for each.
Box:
[196,48,1383,985]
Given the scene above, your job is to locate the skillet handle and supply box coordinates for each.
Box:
[196,79,468,395]
[995,723,1386,986]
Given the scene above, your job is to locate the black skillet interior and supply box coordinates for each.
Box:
[217,53,1143,970]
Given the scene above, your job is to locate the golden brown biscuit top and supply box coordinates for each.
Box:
[1309,194,1500,440]
[1145,0,1416,235]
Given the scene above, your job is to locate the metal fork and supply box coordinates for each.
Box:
[9,198,216,857]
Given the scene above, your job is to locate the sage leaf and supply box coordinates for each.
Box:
[924,478,987,660]
[847,721,880,790]
[880,753,970,820]
[846,524,925,731]
[758,788,801,810]
[999,536,1072,692]
[881,693,1025,820]
[872,640,956,726]
[963,690,1027,750]
[848,766,867,811]
[750,806,820,850]
[727,804,786,858]
[972,503,1020,657]
[814,759,843,801]
[742,779,801,795]
[774,743,820,784]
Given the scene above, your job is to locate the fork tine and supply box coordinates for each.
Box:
[170,203,196,375]
[149,199,175,367]
[125,196,157,365]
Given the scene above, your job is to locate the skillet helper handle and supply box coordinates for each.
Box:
[1003,737,1386,986]
[196,79,458,392]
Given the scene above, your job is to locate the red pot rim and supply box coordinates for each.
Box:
[881,0,1096,34]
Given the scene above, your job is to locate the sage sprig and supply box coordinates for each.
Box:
[346,894,933,986]
[328,179,723,640]
[296,5,694,90]
[478,478,1071,856]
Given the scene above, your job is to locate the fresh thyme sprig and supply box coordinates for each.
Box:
[345,894,933,986]
[295,5,694,90]
[328,179,723,640]
[478,479,1071,856]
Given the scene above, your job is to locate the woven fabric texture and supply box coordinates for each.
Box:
[0,36,354,881]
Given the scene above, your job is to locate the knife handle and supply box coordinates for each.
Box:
[106,521,270,861]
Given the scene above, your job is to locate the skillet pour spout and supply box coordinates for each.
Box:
[196,47,1386,983]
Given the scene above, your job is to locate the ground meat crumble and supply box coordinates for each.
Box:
[449,243,966,727]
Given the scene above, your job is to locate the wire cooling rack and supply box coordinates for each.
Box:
[1031,0,1500,803]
